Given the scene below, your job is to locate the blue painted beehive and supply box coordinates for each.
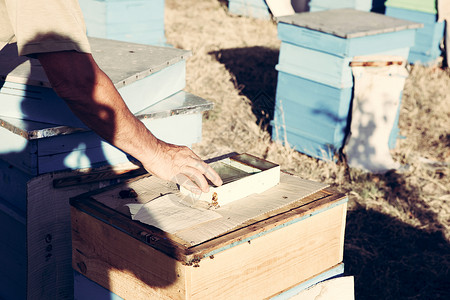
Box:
[78,0,166,46]
[0,38,212,299]
[385,6,445,64]
[309,0,373,12]
[228,0,272,20]
[272,9,421,160]
[0,38,188,128]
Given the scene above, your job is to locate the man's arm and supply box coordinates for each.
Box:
[36,51,222,193]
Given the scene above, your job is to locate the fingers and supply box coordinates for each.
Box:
[174,157,223,194]
[174,174,202,195]
[145,142,222,194]
[196,160,223,187]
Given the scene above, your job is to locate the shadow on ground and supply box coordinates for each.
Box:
[209,46,279,130]
[344,208,450,300]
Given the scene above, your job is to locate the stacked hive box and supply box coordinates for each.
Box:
[70,157,349,299]
[0,38,212,299]
[309,0,373,12]
[78,0,166,46]
[385,0,445,64]
[228,0,272,20]
[271,9,421,160]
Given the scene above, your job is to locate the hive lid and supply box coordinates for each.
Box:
[70,153,341,261]
[0,91,211,140]
[277,8,423,38]
[0,37,191,88]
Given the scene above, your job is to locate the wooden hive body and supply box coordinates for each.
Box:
[0,38,189,127]
[308,0,372,12]
[228,0,272,19]
[272,9,421,160]
[385,0,438,14]
[78,0,166,46]
[385,6,445,64]
[70,163,348,299]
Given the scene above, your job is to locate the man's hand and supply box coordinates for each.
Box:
[143,140,223,194]
[36,50,222,193]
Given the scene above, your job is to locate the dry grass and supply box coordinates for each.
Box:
[165,1,450,299]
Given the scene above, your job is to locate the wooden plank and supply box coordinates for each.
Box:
[72,206,188,300]
[186,191,347,261]
[271,122,339,161]
[188,202,347,299]
[271,264,345,299]
[53,166,146,189]
[0,158,33,211]
[0,198,27,300]
[309,0,372,11]
[288,275,354,300]
[0,126,38,175]
[278,41,354,88]
[25,163,145,300]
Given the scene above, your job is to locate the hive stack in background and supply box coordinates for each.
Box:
[228,0,272,20]
[385,0,445,64]
[78,0,167,46]
[0,38,212,299]
[308,0,373,12]
[271,9,421,161]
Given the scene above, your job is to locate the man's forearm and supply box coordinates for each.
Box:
[36,51,222,192]
[37,51,160,166]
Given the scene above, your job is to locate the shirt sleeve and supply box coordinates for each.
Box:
[3,0,91,56]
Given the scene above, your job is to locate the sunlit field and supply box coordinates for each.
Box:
[165,1,450,298]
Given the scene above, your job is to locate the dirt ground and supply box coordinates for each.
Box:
[165,1,450,299]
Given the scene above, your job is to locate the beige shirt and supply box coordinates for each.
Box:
[0,0,91,56]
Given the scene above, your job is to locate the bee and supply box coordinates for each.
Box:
[209,192,220,209]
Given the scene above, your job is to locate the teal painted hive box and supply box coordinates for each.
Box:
[78,0,166,46]
[0,37,213,299]
[385,0,437,14]
[228,0,272,19]
[0,38,188,128]
[309,0,372,12]
[386,6,445,64]
[273,9,421,160]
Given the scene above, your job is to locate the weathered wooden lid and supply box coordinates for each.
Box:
[69,167,345,264]
[277,8,423,38]
[0,37,191,88]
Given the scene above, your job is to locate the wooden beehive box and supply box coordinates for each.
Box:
[0,37,189,128]
[385,0,438,14]
[70,155,348,299]
[228,0,272,20]
[272,9,422,160]
[385,6,445,64]
[0,90,210,177]
[78,0,166,46]
[309,0,372,12]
